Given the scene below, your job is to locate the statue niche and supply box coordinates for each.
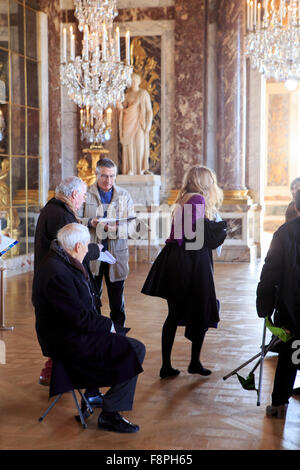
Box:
[118,73,153,176]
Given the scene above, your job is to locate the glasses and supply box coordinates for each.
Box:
[99,174,116,180]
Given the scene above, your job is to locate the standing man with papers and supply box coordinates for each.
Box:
[80,158,136,327]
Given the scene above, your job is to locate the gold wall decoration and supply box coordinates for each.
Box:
[0,158,20,256]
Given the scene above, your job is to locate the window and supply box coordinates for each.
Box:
[0,0,41,257]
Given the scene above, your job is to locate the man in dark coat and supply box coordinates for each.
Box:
[33,223,145,433]
[34,176,102,410]
[256,190,300,417]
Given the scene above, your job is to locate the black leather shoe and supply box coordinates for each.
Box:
[81,391,104,409]
[98,412,140,433]
[188,363,212,376]
[160,366,180,379]
[77,391,104,422]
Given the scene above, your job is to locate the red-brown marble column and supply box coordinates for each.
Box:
[173,0,207,188]
[39,0,62,191]
[217,0,246,192]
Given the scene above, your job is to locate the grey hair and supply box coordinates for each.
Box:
[55,176,87,198]
[57,223,90,252]
[291,177,300,190]
[95,158,117,175]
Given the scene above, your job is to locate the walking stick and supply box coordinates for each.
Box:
[257,318,267,406]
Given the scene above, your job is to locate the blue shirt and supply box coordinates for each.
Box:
[98,187,113,251]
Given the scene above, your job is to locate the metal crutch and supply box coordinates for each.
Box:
[257,318,267,406]
[223,318,280,382]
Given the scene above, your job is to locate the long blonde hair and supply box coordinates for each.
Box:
[175,165,223,219]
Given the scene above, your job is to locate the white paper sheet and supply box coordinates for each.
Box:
[215,212,223,257]
[98,250,116,264]
[0,235,19,256]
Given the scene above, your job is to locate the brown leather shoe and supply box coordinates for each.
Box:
[39,358,52,386]
[39,375,50,386]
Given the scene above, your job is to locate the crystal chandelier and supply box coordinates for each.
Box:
[245,0,300,82]
[80,106,112,144]
[60,0,133,117]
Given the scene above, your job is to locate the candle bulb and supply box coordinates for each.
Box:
[69,26,75,61]
[254,0,257,27]
[84,25,89,60]
[250,1,254,30]
[115,26,120,61]
[257,3,261,30]
[71,33,75,61]
[62,27,67,63]
[102,23,107,61]
[106,107,112,127]
[125,30,130,65]
[264,0,268,25]
[247,0,250,30]
[70,26,73,60]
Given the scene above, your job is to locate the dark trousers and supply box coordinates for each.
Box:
[271,339,298,406]
[102,337,146,412]
[96,261,126,326]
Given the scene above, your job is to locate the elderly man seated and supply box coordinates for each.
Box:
[32,223,145,433]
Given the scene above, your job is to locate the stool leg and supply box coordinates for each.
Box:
[78,389,94,414]
[39,394,62,422]
[72,390,87,429]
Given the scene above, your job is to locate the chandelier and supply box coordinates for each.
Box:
[80,106,112,144]
[60,0,133,117]
[245,0,300,82]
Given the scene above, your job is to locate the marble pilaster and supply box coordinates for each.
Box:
[215,0,256,262]
[173,0,206,188]
[217,0,246,192]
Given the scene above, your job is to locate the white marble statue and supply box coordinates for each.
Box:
[118,73,153,175]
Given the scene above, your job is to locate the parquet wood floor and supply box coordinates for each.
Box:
[0,260,299,451]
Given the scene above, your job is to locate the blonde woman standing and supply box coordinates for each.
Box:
[142,165,227,378]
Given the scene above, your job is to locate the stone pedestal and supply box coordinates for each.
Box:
[214,192,257,263]
[116,175,162,262]
[116,174,161,206]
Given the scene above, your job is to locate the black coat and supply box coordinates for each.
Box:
[32,241,143,391]
[142,219,227,340]
[257,217,300,336]
[34,197,101,310]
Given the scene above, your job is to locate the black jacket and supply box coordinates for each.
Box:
[256,217,300,336]
[34,197,101,310]
[32,241,143,392]
[142,218,227,340]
